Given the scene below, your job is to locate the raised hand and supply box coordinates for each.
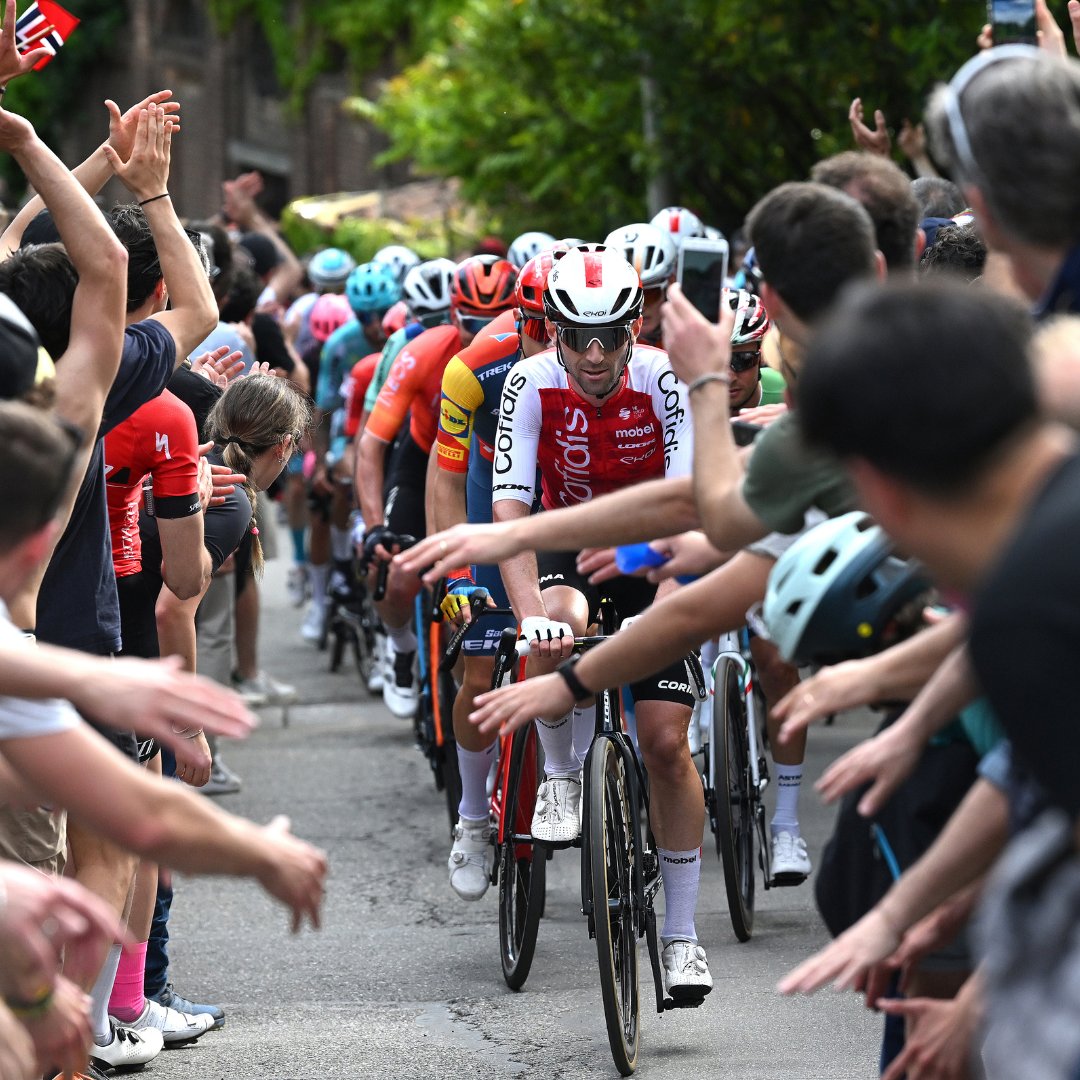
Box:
[105,89,180,163]
[661,282,734,385]
[102,102,172,202]
[848,97,891,157]
[0,0,52,86]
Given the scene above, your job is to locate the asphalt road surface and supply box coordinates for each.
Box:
[152,558,883,1080]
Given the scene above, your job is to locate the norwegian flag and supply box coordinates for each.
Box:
[15,0,79,70]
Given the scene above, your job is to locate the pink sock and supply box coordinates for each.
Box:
[108,940,148,1022]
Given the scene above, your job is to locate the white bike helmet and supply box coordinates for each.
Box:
[543,245,643,325]
[603,223,677,288]
[402,258,456,321]
[373,244,421,284]
[763,512,933,666]
[649,206,706,247]
[508,230,557,269]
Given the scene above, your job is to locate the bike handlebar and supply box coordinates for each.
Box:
[439,594,514,672]
[372,532,416,601]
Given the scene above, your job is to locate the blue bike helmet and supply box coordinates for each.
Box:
[345,261,402,316]
[307,248,357,291]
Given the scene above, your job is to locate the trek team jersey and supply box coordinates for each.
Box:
[365,323,463,455]
[317,317,366,412]
[363,322,428,413]
[104,388,201,578]
[436,314,521,481]
[343,352,381,438]
[492,345,693,510]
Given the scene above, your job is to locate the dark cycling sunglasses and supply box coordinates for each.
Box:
[416,310,450,329]
[456,312,496,335]
[556,323,632,353]
[516,315,547,344]
[729,348,762,373]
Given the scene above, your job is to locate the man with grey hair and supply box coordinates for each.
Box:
[925,44,1080,313]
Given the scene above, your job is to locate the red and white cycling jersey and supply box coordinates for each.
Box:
[492,345,693,510]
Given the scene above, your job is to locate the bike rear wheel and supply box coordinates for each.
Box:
[589,737,640,1076]
[712,655,755,942]
[498,726,546,990]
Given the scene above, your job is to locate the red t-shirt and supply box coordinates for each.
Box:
[104,388,201,577]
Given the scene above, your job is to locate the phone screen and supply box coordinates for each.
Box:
[677,242,729,323]
[989,0,1036,43]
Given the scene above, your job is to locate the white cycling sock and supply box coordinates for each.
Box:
[771,764,803,838]
[330,525,353,563]
[457,743,496,822]
[387,621,417,655]
[91,943,123,1043]
[659,847,701,943]
[308,562,330,609]
[572,703,596,768]
[536,710,577,778]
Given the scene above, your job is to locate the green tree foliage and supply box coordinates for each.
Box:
[369,0,988,237]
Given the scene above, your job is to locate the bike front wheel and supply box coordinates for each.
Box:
[711,655,755,942]
[589,737,640,1076]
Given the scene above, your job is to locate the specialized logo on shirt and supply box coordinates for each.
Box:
[155,432,172,460]
[657,368,685,469]
[494,369,528,476]
[439,398,471,436]
[554,404,592,505]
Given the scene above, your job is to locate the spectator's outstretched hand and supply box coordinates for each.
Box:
[255,816,328,932]
[0,0,52,85]
[102,102,172,202]
[191,345,245,387]
[0,999,35,1080]
[105,89,180,163]
[848,97,890,156]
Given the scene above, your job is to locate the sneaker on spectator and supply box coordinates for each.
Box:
[150,983,225,1030]
[91,1019,164,1069]
[770,831,812,885]
[300,601,325,643]
[383,647,418,718]
[366,632,387,693]
[531,776,582,843]
[113,998,213,1045]
[286,563,308,607]
[201,760,242,797]
[660,939,713,1002]
[233,670,296,706]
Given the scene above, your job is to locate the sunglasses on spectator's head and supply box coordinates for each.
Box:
[516,314,547,344]
[456,312,495,335]
[729,348,762,373]
[940,44,1041,182]
[556,323,632,353]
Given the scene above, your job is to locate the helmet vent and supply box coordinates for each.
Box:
[785,599,802,616]
[555,289,580,316]
[856,576,880,599]
[812,550,838,576]
[612,287,631,313]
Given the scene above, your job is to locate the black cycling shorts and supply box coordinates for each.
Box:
[536,550,696,708]
[115,571,162,763]
[383,433,428,543]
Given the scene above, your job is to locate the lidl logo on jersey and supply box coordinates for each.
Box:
[155,432,172,460]
[439,399,471,436]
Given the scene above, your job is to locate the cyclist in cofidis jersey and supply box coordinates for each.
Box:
[432,251,555,901]
[490,244,712,1000]
[356,255,518,717]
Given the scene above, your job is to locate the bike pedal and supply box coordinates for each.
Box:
[769,871,809,888]
[661,993,709,1011]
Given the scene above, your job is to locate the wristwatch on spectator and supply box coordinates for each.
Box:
[556,654,593,703]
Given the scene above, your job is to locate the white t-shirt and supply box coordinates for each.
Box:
[0,602,81,740]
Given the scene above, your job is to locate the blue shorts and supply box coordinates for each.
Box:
[461,462,515,655]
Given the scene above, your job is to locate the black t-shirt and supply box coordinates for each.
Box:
[252,313,294,374]
[37,321,176,654]
[969,452,1080,817]
[140,449,252,579]
[167,366,223,441]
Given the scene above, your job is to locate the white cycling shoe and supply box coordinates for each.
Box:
[770,831,812,885]
[383,647,418,718]
[530,776,582,844]
[448,818,494,901]
[661,939,714,1002]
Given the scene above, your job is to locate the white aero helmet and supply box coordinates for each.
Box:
[763,512,933,667]
[402,258,456,319]
[373,244,421,284]
[603,223,677,288]
[543,244,644,325]
[649,206,706,248]
[704,224,727,241]
[508,230,557,269]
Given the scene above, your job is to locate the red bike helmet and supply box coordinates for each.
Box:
[450,255,518,316]
[515,251,558,319]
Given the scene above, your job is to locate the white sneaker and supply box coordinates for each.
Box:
[92,1019,164,1068]
[770,831,812,884]
[300,601,325,643]
[366,633,387,693]
[115,998,214,1045]
[201,760,242,797]
[531,776,582,843]
[287,563,308,607]
[661,939,713,1001]
[448,818,494,901]
[383,647,418,718]
[234,670,297,706]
